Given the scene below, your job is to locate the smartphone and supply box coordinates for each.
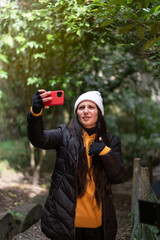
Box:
[43,90,64,106]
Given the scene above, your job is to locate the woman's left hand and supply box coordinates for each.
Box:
[89,137,105,156]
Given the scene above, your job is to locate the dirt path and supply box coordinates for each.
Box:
[13,191,132,240]
[1,159,159,239]
[0,166,133,239]
[0,167,53,212]
[11,179,132,240]
[113,180,132,240]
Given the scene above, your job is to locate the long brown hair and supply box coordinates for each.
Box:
[68,108,112,206]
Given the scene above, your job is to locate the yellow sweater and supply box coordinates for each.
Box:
[75,130,111,228]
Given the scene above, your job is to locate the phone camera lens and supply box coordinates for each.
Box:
[57,91,62,97]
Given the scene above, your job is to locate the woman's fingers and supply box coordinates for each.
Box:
[38,89,46,94]
[42,96,52,103]
[36,89,52,106]
[99,137,102,141]
[44,106,50,109]
[40,91,52,103]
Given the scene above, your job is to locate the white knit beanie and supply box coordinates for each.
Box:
[74,91,104,115]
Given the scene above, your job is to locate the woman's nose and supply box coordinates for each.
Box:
[83,107,89,113]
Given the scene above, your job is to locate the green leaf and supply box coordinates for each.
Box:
[16,46,27,54]
[77,29,81,36]
[110,0,126,4]
[119,24,136,34]
[150,23,160,36]
[144,14,151,20]
[100,19,115,27]
[142,38,157,50]
[137,26,145,40]
[153,5,160,14]
[6,210,23,220]
[92,56,99,61]
[33,53,46,60]
[0,54,9,64]
[7,191,17,198]
[15,36,26,44]
[2,35,14,48]
[26,41,42,49]
[23,12,35,21]
[27,77,42,86]
[0,69,8,79]
[38,0,50,3]
[46,34,54,41]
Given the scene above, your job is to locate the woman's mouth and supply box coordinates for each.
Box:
[83,117,90,121]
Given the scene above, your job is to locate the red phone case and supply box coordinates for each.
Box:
[43,90,64,106]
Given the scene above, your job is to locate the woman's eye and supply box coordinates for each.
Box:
[78,106,84,110]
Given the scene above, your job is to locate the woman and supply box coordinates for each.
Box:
[27,90,125,240]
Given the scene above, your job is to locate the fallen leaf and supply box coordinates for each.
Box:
[7,191,17,198]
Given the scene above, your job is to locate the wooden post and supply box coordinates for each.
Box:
[141,167,150,201]
[148,156,153,183]
[131,158,141,213]
[130,158,141,240]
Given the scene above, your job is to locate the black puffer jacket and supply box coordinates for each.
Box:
[27,112,125,240]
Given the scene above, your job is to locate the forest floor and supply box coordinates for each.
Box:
[0,168,133,240]
[1,164,160,239]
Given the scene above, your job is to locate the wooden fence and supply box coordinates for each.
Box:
[131,158,160,240]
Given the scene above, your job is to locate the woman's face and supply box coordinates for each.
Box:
[77,100,98,128]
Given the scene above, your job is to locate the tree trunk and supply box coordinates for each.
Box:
[29,142,35,169]
[32,149,46,185]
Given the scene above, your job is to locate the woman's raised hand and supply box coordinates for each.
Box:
[32,89,52,113]
[38,89,52,109]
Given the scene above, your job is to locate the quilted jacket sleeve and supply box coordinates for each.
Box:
[100,134,125,184]
[27,111,63,150]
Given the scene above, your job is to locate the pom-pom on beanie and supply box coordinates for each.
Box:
[74,91,104,115]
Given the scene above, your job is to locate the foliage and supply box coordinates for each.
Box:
[88,0,160,47]
[6,209,23,220]
[0,140,29,169]
[107,87,160,163]
[65,0,160,80]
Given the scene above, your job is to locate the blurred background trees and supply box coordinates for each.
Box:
[0,0,160,182]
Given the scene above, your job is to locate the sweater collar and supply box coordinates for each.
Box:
[83,127,97,136]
